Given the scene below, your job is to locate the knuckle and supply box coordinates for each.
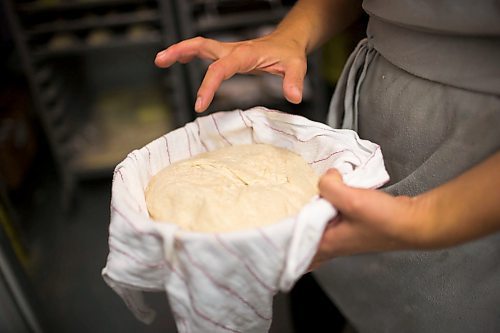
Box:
[288,56,306,68]
[345,196,362,213]
[234,43,252,53]
[166,43,178,53]
[192,36,205,44]
[397,195,412,203]
[207,62,221,72]
[206,62,225,81]
[288,56,301,64]
[189,36,208,50]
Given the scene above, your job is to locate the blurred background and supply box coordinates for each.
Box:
[0,0,365,332]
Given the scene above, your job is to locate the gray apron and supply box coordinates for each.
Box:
[316,1,500,332]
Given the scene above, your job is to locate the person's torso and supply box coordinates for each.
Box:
[363,0,500,95]
[320,2,500,332]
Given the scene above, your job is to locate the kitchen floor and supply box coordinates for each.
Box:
[22,161,293,333]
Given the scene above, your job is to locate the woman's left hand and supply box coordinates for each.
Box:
[310,151,500,270]
[309,169,426,270]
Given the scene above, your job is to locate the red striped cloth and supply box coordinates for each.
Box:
[102,107,389,333]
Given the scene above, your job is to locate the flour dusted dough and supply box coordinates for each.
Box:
[145,144,319,232]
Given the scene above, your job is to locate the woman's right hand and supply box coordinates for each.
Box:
[154,33,308,112]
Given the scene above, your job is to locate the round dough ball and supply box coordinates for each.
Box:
[145,144,319,232]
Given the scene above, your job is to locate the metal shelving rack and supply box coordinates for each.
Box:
[4,0,191,208]
[173,0,328,122]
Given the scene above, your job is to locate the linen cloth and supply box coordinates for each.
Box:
[102,107,389,333]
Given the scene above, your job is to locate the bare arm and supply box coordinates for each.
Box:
[155,0,362,112]
[417,151,500,248]
[274,0,363,53]
[310,151,500,269]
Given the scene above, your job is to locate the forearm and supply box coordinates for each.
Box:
[416,151,500,248]
[274,0,363,53]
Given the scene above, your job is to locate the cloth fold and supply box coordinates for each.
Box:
[102,107,389,333]
[327,38,377,131]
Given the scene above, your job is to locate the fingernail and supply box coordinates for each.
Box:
[323,169,343,184]
[195,97,202,112]
[156,50,166,59]
[291,86,302,103]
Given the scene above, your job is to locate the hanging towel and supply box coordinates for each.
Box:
[102,107,389,333]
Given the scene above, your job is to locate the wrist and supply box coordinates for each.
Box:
[272,1,324,54]
[271,25,311,54]
[410,190,457,250]
[384,195,434,250]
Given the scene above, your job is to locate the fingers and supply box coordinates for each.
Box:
[309,219,356,270]
[154,36,237,113]
[195,59,236,112]
[319,169,390,221]
[319,168,412,235]
[156,36,308,111]
[155,37,224,68]
[311,169,421,263]
[282,59,306,104]
[195,48,254,112]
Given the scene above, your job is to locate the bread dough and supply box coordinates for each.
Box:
[145,144,319,233]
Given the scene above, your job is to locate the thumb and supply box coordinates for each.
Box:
[319,169,366,217]
[320,168,399,225]
[282,60,306,104]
